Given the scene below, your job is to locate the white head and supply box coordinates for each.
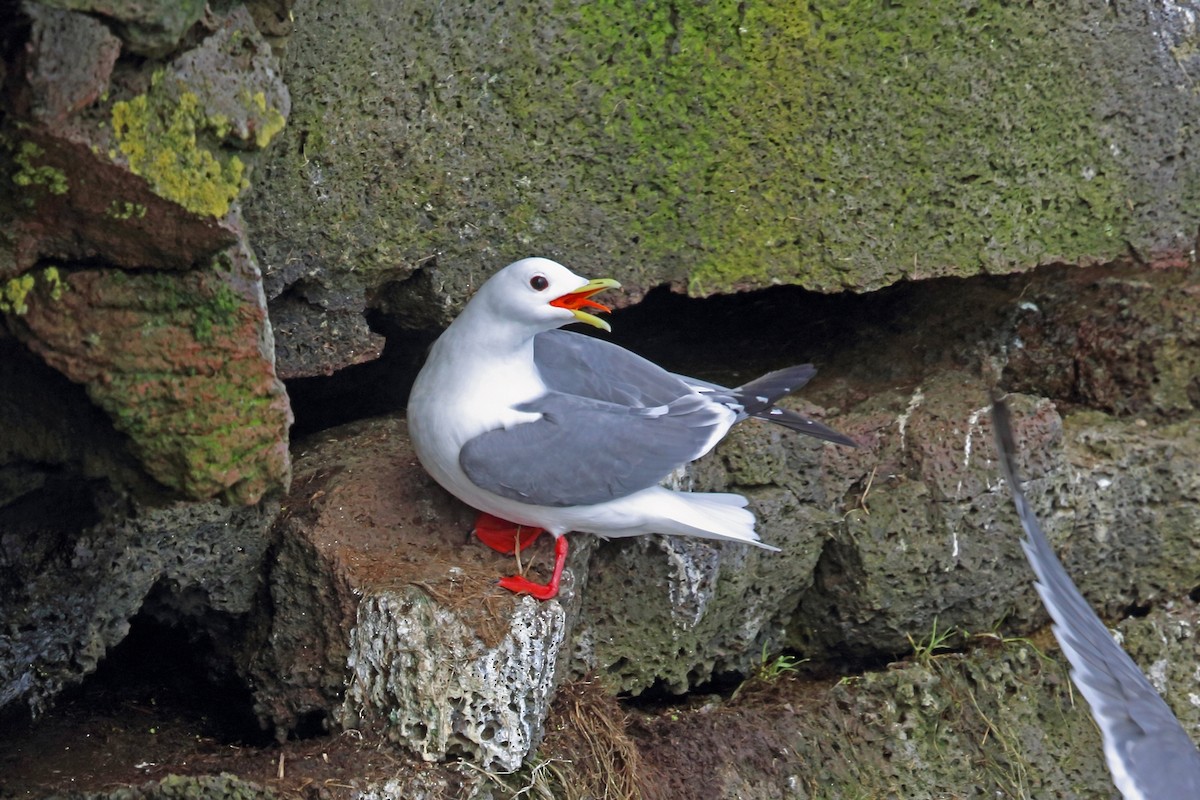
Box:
[466,257,620,334]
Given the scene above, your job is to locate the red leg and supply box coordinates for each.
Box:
[499,535,568,600]
[474,512,544,554]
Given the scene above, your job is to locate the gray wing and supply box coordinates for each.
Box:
[537,330,857,446]
[991,398,1200,800]
[534,329,695,406]
[460,391,729,507]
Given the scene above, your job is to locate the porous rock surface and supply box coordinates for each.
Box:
[248,0,1200,374]
[245,0,1200,375]
[570,440,841,694]
[634,596,1200,799]
[343,589,566,770]
[574,262,1200,695]
[19,592,1200,799]
[1,492,276,715]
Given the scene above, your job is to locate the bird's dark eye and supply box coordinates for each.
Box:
[529,274,549,291]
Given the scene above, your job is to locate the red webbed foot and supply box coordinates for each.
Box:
[499,535,568,600]
[474,512,544,554]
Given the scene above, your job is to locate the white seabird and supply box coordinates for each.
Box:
[407,257,856,599]
[991,397,1200,799]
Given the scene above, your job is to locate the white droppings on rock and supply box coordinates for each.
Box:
[1148,658,1171,695]
[963,405,989,470]
[896,386,924,450]
[660,462,695,493]
[660,536,723,629]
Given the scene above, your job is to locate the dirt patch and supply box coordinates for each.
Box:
[626,687,807,798]
[0,674,702,800]
[0,684,466,799]
[627,675,896,797]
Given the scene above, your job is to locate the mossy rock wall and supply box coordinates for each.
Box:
[247,0,1200,336]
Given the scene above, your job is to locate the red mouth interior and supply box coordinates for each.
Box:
[549,288,612,314]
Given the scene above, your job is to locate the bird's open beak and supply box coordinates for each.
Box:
[550,277,621,332]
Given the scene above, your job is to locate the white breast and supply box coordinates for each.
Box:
[407,328,545,508]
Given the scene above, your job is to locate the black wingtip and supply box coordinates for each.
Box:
[755,406,859,447]
[815,426,860,448]
[734,365,819,414]
[736,364,858,447]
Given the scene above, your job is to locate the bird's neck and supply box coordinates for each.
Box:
[449,302,541,359]
[428,312,546,410]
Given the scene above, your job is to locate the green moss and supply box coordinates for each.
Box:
[192,280,243,343]
[110,86,248,218]
[111,267,243,342]
[81,265,284,501]
[12,141,68,196]
[103,366,280,499]
[247,0,1156,310]
[555,0,1130,294]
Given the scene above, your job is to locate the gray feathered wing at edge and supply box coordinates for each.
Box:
[991,396,1200,800]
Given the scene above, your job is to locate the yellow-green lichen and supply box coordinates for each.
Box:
[254,92,287,148]
[208,113,232,140]
[106,200,148,220]
[12,141,68,196]
[41,266,65,301]
[110,89,248,218]
[0,267,67,316]
[241,89,287,149]
[0,274,35,315]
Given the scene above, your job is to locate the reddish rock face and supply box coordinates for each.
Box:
[9,246,292,504]
[3,130,237,275]
[4,6,289,276]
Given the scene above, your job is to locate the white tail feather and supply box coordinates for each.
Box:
[642,490,777,551]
